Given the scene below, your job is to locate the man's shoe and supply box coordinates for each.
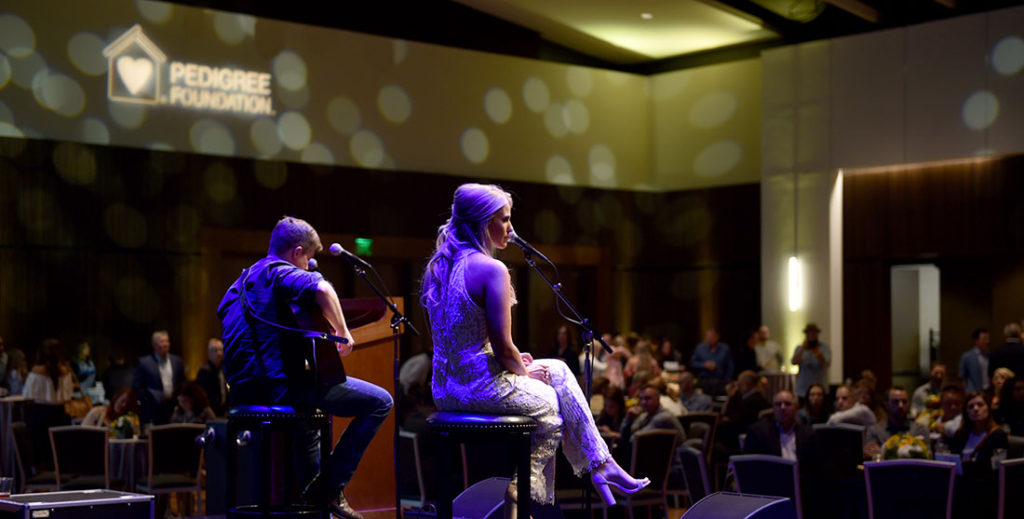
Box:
[329,490,363,519]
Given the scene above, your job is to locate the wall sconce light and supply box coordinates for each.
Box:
[788,255,803,311]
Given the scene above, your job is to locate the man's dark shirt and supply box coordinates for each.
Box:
[217,256,323,390]
[744,418,820,475]
[990,340,1024,380]
[195,360,228,416]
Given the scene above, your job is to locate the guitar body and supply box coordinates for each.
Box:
[292,302,347,387]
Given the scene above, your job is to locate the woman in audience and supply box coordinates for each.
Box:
[170,380,216,424]
[71,341,104,404]
[545,325,581,377]
[796,383,830,426]
[989,367,1014,411]
[83,386,141,436]
[597,386,627,434]
[951,391,1007,519]
[5,348,27,395]
[623,341,660,395]
[997,377,1024,435]
[22,338,74,404]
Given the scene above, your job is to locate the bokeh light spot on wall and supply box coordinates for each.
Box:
[277,84,310,110]
[0,100,14,124]
[0,14,36,58]
[588,145,617,186]
[534,209,562,243]
[135,0,174,23]
[277,111,312,150]
[109,102,147,129]
[147,142,173,151]
[566,67,594,97]
[0,123,25,138]
[378,85,412,124]
[460,127,489,164]
[545,155,574,185]
[393,39,408,65]
[272,50,307,91]
[167,205,201,247]
[104,203,148,247]
[659,196,711,247]
[203,162,237,203]
[17,188,59,233]
[213,12,253,45]
[327,97,361,135]
[543,102,568,138]
[962,90,999,131]
[523,77,550,113]
[564,99,589,135]
[693,140,743,177]
[254,160,287,189]
[0,54,11,89]
[301,142,335,165]
[250,117,283,156]
[350,129,385,168]
[67,32,107,76]
[652,71,692,101]
[53,142,97,185]
[689,91,738,128]
[40,74,86,117]
[116,276,159,324]
[992,36,1024,76]
[190,119,236,156]
[75,117,110,145]
[11,52,47,89]
[484,88,512,124]
[556,185,583,204]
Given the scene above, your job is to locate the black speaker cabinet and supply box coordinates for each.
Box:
[682,492,796,519]
[0,490,153,519]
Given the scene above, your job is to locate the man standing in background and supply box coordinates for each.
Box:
[959,328,990,393]
[133,330,185,425]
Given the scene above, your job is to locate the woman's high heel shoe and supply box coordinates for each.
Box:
[591,471,651,506]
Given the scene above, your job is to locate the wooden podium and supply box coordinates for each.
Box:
[332,297,401,514]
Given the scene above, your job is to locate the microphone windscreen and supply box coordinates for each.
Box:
[329,243,344,256]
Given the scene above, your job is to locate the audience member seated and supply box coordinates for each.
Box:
[989,367,1014,413]
[827,382,877,427]
[83,387,141,437]
[23,338,74,404]
[679,371,711,412]
[624,341,661,395]
[744,389,820,474]
[5,347,27,396]
[602,334,632,389]
[689,328,733,396]
[596,386,627,435]
[719,370,770,449]
[656,338,683,370]
[195,338,229,416]
[578,333,613,381]
[71,340,104,405]
[796,383,830,426]
[864,386,928,459]
[911,361,946,417]
[169,381,216,424]
[608,383,686,464]
[544,324,581,377]
[951,391,1008,519]
[927,383,965,440]
[997,376,1024,435]
[647,376,685,417]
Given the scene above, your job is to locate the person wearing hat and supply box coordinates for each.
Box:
[792,323,831,399]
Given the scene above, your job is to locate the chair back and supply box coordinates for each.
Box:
[148,424,205,482]
[999,458,1024,519]
[679,412,718,462]
[679,446,711,503]
[1006,435,1024,459]
[864,459,955,519]
[49,425,109,489]
[729,454,802,519]
[812,423,865,477]
[398,429,427,507]
[630,430,679,491]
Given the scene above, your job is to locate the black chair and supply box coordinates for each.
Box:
[398,429,427,509]
[729,454,802,519]
[1006,434,1024,459]
[999,458,1024,519]
[10,421,58,491]
[136,424,205,516]
[49,425,116,490]
[622,429,678,519]
[426,411,535,519]
[863,459,955,519]
[812,423,865,478]
[679,412,718,464]
[226,405,331,517]
[679,446,711,504]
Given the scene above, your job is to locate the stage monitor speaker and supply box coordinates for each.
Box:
[681,492,795,519]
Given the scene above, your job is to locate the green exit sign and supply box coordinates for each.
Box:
[354,237,373,256]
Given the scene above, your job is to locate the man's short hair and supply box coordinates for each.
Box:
[268,216,322,255]
[1005,323,1022,339]
[888,386,907,398]
[645,376,668,394]
[972,328,989,341]
[930,361,947,371]
[207,338,223,351]
[151,330,168,345]
[641,383,663,395]
[774,389,796,402]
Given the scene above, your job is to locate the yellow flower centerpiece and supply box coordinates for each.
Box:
[882,432,930,460]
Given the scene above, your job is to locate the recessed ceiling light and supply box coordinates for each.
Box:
[641,13,653,20]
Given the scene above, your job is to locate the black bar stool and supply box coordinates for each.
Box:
[226,405,332,517]
[426,411,537,519]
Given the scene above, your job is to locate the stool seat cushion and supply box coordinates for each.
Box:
[426,411,537,432]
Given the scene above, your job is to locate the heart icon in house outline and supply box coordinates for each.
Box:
[116,56,154,96]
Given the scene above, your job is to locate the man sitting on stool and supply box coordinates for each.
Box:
[218,216,393,519]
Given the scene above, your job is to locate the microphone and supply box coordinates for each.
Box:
[508,232,551,262]
[329,242,372,269]
[307,258,319,271]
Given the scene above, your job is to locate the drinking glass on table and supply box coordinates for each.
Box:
[0,477,14,498]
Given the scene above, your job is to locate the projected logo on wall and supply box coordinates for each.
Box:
[102,24,275,115]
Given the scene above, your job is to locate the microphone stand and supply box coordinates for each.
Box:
[343,260,420,518]
[516,245,612,517]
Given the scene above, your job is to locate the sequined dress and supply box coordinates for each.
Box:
[429,257,611,504]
